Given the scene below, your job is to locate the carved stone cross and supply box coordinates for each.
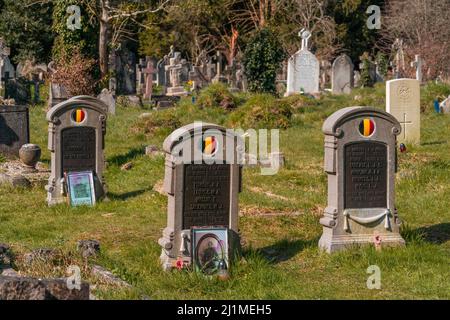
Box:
[299,29,311,51]
[399,112,412,140]
[142,61,156,100]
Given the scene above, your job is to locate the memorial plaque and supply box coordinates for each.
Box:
[61,127,96,175]
[182,163,230,229]
[345,142,387,208]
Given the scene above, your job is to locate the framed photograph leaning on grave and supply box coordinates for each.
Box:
[191,227,229,275]
[65,171,96,207]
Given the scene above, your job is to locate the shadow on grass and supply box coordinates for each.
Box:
[108,188,151,201]
[245,237,319,265]
[414,223,450,244]
[421,140,447,146]
[107,146,145,167]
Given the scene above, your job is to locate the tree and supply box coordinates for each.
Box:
[326,0,385,63]
[0,0,54,63]
[32,0,169,78]
[381,0,450,81]
[243,28,285,93]
[52,0,98,59]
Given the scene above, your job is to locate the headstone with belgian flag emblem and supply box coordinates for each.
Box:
[158,122,243,271]
[45,96,108,206]
[319,107,405,253]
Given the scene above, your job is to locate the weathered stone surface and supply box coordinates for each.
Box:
[0,276,89,300]
[91,265,131,288]
[0,173,31,189]
[24,248,56,265]
[77,240,100,258]
[10,175,31,188]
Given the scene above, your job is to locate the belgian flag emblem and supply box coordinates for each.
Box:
[359,118,375,137]
[202,136,217,155]
[71,109,86,123]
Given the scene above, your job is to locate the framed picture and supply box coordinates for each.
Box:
[191,227,229,275]
[65,171,96,207]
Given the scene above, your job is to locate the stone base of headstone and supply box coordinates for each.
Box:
[159,228,241,271]
[166,86,187,97]
[319,231,405,253]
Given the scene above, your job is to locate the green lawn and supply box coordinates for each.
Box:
[0,83,449,299]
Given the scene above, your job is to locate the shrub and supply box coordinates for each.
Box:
[197,83,237,110]
[51,50,97,96]
[243,28,285,94]
[132,110,182,136]
[229,94,293,129]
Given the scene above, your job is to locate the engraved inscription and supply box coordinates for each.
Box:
[61,127,96,175]
[183,164,230,229]
[344,142,387,208]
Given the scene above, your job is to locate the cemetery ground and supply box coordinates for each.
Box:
[1,83,449,300]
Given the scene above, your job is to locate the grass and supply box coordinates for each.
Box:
[0,82,449,299]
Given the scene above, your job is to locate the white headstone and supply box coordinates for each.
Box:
[386,78,421,144]
[285,30,319,96]
[440,95,450,114]
[331,54,353,94]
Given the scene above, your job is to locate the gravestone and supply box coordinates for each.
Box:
[0,105,29,158]
[286,29,320,96]
[45,96,108,206]
[48,83,70,109]
[331,54,353,94]
[212,51,228,84]
[97,89,116,115]
[386,78,421,145]
[410,54,423,83]
[158,122,243,271]
[439,95,450,113]
[165,54,187,97]
[142,61,156,100]
[157,55,169,88]
[319,107,405,253]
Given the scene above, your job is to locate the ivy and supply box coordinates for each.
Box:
[243,28,286,94]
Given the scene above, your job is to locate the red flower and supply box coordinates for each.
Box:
[176,258,184,270]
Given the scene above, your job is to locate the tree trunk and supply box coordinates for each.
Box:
[99,1,110,78]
